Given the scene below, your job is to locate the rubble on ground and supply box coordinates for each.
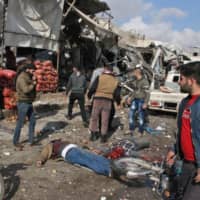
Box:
[0,93,176,200]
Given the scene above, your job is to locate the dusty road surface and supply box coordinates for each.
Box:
[0,92,177,200]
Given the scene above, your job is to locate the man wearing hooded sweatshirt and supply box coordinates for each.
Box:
[13,63,36,147]
[65,66,88,127]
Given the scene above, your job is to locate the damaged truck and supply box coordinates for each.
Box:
[115,41,188,113]
[139,43,188,113]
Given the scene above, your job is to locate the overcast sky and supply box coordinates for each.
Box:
[102,0,200,48]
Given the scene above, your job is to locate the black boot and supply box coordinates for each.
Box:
[90,132,99,141]
[83,121,89,128]
[100,135,107,143]
[65,114,72,120]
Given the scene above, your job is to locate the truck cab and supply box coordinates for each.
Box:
[148,71,187,112]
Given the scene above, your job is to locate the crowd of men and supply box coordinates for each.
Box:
[1,53,200,200]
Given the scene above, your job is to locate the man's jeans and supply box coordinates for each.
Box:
[65,147,111,176]
[129,99,145,133]
[174,162,200,200]
[13,102,36,145]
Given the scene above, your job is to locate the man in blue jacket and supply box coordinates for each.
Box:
[166,61,200,200]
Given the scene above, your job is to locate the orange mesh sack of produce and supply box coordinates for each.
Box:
[0,69,17,110]
[3,93,17,110]
[0,69,16,89]
[34,60,58,92]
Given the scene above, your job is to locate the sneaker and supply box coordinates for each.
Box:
[134,131,144,138]
[139,132,145,137]
[108,126,116,132]
[65,114,72,120]
[26,142,36,149]
[14,143,24,150]
[124,130,134,136]
[28,141,36,146]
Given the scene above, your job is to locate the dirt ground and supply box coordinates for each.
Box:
[0,92,177,200]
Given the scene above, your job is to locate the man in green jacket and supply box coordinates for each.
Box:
[13,63,37,147]
[127,64,150,136]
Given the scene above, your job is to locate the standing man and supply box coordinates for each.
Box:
[89,64,115,131]
[13,63,37,147]
[88,61,121,143]
[166,61,200,200]
[127,64,150,136]
[65,66,88,127]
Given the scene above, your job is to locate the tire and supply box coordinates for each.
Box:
[0,173,4,200]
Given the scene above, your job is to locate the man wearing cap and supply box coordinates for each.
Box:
[127,64,150,136]
[13,62,37,147]
[89,64,116,131]
[88,61,121,143]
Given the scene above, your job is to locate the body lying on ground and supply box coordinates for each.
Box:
[36,138,151,177]
[36,139,119,177]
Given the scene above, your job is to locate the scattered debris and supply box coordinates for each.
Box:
[3,152,11,156]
